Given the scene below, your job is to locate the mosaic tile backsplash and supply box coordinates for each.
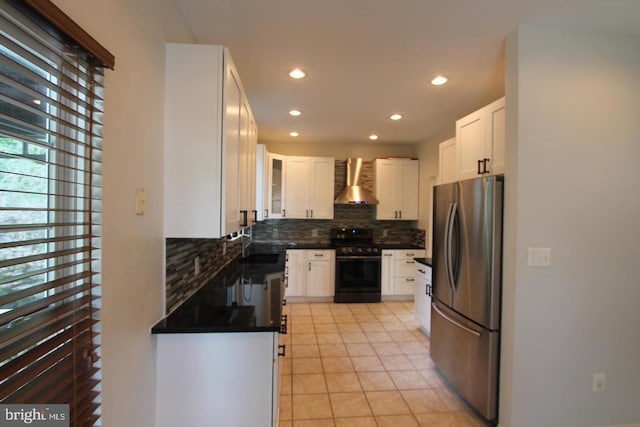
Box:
[165,159,426,314]
[165,237,242,314]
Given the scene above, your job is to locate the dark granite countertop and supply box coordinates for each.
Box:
[379,244,426,250]
[284,243,335,250]
[414,257,432,267]
[152,255,285,334]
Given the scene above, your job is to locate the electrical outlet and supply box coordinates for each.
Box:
[273,227,278,237]
[194,256,200,276]
[527,247,551,267]
[593,373,606,392]
[312,229,318,237]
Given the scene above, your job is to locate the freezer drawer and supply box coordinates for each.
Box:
[430,301,499,422]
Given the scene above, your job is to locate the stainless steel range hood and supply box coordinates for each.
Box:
[334,158,379,205]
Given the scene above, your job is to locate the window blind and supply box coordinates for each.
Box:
[0,1,106,425]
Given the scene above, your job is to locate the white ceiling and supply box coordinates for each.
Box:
[174,0,640,145]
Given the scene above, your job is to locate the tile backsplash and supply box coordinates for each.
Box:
[251,204,424,246]
[165,237,242,314]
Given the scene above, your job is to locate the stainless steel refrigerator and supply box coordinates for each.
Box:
[430,175,503,423]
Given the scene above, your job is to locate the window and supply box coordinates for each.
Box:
[0,1,113,425]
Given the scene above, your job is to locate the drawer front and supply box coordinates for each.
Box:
[416,265,432,281]
[395,259,417,277]
[307,250,333,260]
[395,277,416,295]
[394,249,425,260]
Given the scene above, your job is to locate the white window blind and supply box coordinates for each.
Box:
[0,0,107,425]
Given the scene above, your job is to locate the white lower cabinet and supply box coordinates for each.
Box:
[285,249,335,299]
[156,332,281,427]
[381,249,426,298]
[414,263,432,335]
[284,250,307,297]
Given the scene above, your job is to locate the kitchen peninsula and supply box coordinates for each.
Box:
[152,254,286,427]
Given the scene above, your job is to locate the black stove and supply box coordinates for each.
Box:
[331,228,382,303]
[331,228,380,253]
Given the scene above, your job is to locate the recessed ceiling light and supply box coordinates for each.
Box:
[289,109,302,117]
[369,134,379,141]
[289,68,306,79]
[289,131,299,137]
[390,114,402,121]
[431,75,448,86]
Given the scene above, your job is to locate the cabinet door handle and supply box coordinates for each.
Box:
[483,158,490,174]
[252,210,258,223]
[283,209,286,217]
[306,209,309,218]
[407,278,415,282]
[280,314,288,334]
[399,211,402,219]
[308,262,311,271]
[426,284,431,296]
[477,159,483,175]
[406,260,414,264]
[265,209,269,218]
[278,344,286,357]
[314,253,324,257]
[310,209,313,218]
[282,298,287,306]
[240,210,248,227]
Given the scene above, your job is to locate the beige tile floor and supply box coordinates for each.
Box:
[278,301,487,427]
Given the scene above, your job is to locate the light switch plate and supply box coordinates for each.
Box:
[135,188,146,215]
[528,247,551,267]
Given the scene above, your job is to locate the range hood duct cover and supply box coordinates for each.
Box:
[334,158,379,205]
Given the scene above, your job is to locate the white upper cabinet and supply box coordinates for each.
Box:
[455,97,505,180]
[255,144,268,222]
[374,159,419,220]
[164,44,256,238]
[267,153,286,219]
[438,137,457,185]
[284,156,334,219]
[239,101,258,226]
[224,61,242,233]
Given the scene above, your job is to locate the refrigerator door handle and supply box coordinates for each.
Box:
[432,303,481,337]
[445,202,458,293]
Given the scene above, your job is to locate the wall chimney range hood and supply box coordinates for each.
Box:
[334,158,379,205]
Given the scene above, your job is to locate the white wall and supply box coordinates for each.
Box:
[50,1,194,426]
[501,25,640,427]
